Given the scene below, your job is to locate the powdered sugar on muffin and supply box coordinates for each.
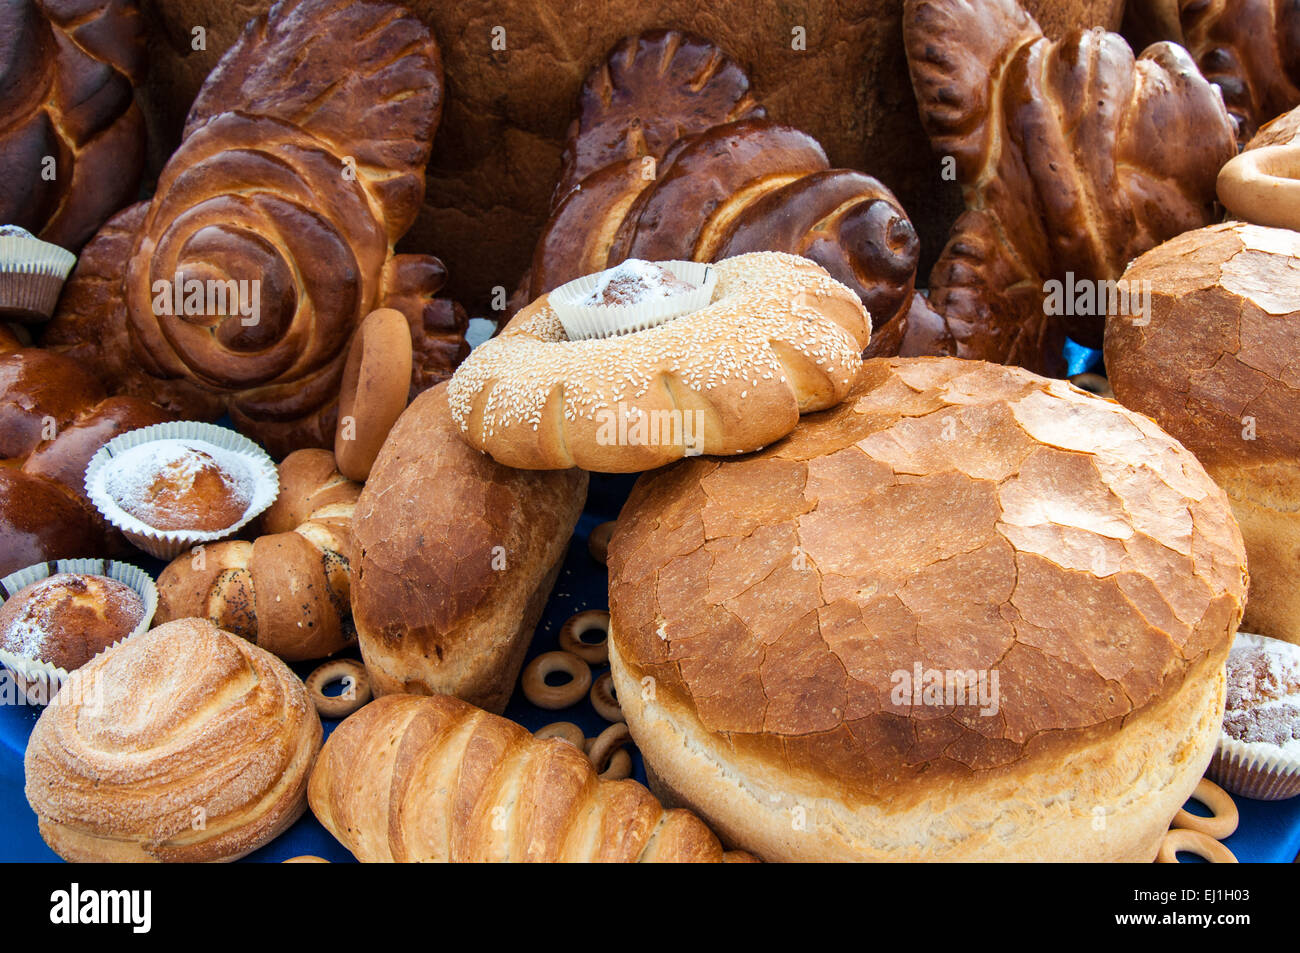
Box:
[584,259,697,307]
[1223,637,1300,754]
[104,439,253,532]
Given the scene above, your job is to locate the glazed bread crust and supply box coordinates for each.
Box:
[24,617,322,863]
[608,357,1247,861]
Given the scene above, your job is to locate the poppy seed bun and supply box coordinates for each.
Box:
[1106,221,1300,645]
[607,357,1248,861]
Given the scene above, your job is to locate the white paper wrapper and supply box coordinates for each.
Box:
[1206,631,1300,801]
[549,259,717,340]
[84,421,279,560]
[0,227,77,322]
[0,558,157,706]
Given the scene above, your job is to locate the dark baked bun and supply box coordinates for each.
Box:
[0,572,143,671]
[607,357,1247,861]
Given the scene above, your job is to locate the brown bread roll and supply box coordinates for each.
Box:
[607,357,1247,861]
[351,382,587,712]
[25,617,322,862]
[309,694,733,862]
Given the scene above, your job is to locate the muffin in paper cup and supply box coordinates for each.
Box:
[0,225,77,323]
[1206,631,1300,800]
[84,421,280,560]
[549,259,717,340]
[0,558,157,706]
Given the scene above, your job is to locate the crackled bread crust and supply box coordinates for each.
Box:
[608,357,1248,861]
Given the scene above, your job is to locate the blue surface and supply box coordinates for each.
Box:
[3,468,1297,862]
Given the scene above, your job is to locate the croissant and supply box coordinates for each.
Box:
[0,0,145,251]
[903,0,1236,361]
[154,449,359,662]
[518,30,920,350]
[309,694,735,863]
[42,0,467,457]
[0,340,173,577]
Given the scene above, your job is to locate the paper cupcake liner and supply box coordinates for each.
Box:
[84,421,280,561]
[549,260,717,340]
[0,558,157,706]
[0,230,77,322]
[1206,631,1300,801]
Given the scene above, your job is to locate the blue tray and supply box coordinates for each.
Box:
[2,471,1297,862]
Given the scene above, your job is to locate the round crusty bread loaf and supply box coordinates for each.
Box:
[351,382,588,713]
[1106,222,1300,645]
[607,357,1247,862]
[24,617,322,863]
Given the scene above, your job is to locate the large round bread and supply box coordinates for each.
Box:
[1106,221,1300,645]
[351,382,588,713]
[607,357,1248,861]
[24,617,322,863]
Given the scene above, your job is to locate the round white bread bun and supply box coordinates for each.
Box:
[1106,221,1300,646]
[607,357,1248,862]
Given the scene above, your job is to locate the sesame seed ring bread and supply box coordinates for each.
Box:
[447,252,871,472]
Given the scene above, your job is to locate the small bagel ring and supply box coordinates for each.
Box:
[1156,828,1238,864]
[588,722,633,777]
[558,610,610,665]
[535,721,586,749]
[588,521,616,565]
[590,671,624,723]
[600,748,633,781]
[306,659,372,719]
[1173,778,1239,840]
[521,650,591,709]
[1069,373,1113,399]
[335,308,413,482]
[1218,142,1300,231]
[283,855,330,863]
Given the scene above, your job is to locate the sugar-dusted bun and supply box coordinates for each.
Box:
[0,572,144,672]
[25,617,322,863]
[607,357,1247,862]
[448,252,871,472]
[1106,222,1300,645]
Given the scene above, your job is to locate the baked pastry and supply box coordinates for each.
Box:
[0,343,173,577]
[0,226,77,323]
[1209,631,1300,799]
[104,440,252,533]
[24,617,322,862]
[0,0,145,251]
[903,0,1236,360]
[155,449,361,662]
[41,0,468,457]
[0,572,143,673]
[1218,104,1300,229]
[1105,221,1300,645]
[585,260,696,306]
[309,693,731,862]
[131,1,1124,313]
[334,308,413,482]
[607,357,1248,862]
[519,31,920,348]
[351,383,587,713]
[451,252,871,472]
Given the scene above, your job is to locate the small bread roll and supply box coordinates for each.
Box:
[25,618,322,862]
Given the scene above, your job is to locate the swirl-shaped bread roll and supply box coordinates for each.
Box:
[25,618,322,863]
[0,0,145,250]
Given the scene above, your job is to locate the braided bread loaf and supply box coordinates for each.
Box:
[309,694,734,863]
[518,30,919,351]
[42,0,467,457]
[154,449,359,662]
[0,339,173,577]
[0,0,145,251]
[903,0,1235,362]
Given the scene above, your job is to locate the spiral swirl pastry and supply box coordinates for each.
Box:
[25,618,322,863]
[0,0,145,250]
[114,0,465,456]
